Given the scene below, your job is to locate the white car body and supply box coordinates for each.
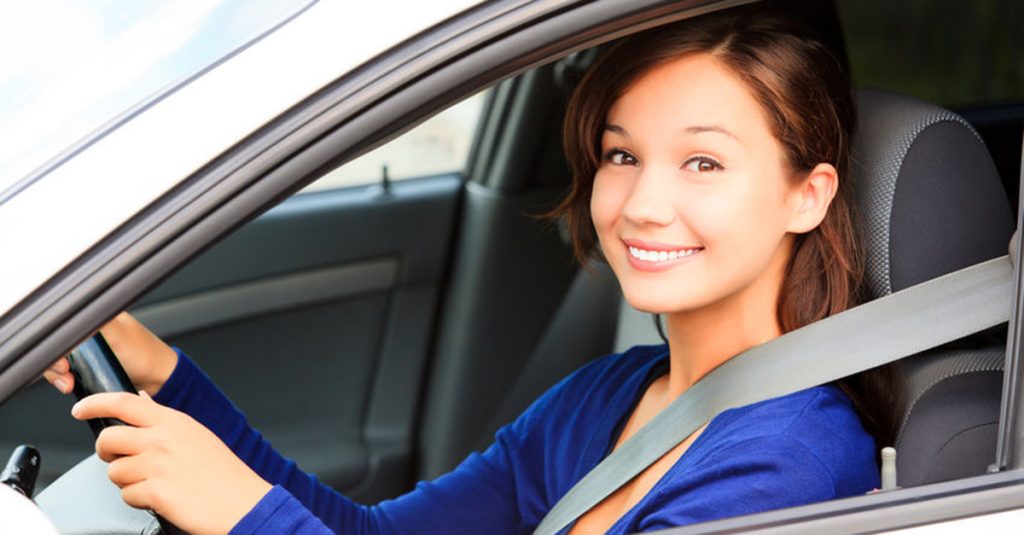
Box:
[0,0,476,315]
[1,0,1021,532]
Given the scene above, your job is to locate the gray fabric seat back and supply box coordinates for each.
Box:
[852,89,1013,485]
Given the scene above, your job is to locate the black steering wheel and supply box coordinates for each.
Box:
[34,335,184,535]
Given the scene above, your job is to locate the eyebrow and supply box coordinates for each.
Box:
[684,125,742,144]
[604,124,629,137]
[604,123,743,145]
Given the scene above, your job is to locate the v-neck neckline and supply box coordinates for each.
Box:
[604,349,671,458]
[563,347,725,535]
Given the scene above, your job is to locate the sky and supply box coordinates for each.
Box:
[0,0,309,192]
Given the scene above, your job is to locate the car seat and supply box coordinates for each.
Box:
[476,89,1015,489]
[854,89,1013,485]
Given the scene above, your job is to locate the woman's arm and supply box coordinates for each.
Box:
[70,391,274,534]
[155,349,541,533]
[72,353,543,534]
[45,314,368,532]
[149,349,359,528]
[54,314,552,533]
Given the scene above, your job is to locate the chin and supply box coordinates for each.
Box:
[621,288,699,315]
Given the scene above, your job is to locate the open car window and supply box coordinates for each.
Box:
[0,0,1023,532]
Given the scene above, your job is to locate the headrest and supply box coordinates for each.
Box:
[852,90,1014,298]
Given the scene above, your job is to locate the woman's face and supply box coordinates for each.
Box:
[591,53,810,317]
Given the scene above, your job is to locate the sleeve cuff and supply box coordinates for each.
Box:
[152,347,197,410]
[229,485,331,534]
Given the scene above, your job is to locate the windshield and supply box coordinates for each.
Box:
[0,0,312,202]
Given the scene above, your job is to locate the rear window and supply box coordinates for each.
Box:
[838,0,1024,207]
[837,0,1024,108]
[301,91,489,193]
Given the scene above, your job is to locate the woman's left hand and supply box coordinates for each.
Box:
[72,392,272,534]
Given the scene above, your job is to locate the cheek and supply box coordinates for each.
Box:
[699,176,792,258]
[590,172,626,234]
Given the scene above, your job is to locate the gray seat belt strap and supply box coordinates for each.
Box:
[534,254,1014,535]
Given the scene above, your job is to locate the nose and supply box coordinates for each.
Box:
[620,166,675,227]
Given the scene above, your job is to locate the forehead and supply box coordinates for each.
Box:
[605,53,770,138]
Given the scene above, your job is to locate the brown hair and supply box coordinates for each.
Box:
[551,5,902,449]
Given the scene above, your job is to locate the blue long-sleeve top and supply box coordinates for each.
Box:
[153,344,878,533]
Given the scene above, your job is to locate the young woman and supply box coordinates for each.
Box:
[46,5,898,534]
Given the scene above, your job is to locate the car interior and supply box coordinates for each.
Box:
[2,0,1022,527]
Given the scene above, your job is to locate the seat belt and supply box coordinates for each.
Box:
[534,247,1016,535]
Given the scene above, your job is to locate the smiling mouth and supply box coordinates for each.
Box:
[627,245,703,263]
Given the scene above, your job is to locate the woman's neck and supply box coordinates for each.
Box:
[662,244,791,399]
[663,300,780,398]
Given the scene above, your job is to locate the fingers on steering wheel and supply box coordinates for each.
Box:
[119,479,163,512]
[107,454,149,488]
[47,357,70,374]
[43,358,74,393]
[72,392,160,427]
[95,425,148,463]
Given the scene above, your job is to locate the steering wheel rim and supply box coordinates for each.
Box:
[35,334,183,535]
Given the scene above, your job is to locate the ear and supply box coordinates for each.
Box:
[786,163,839,234]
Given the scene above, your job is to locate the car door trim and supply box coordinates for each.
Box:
[131,258,397,338]
[996,149,1024,471]
[660,469,1024,534]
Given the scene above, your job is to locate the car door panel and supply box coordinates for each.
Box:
[138,174,461,499]
[0,174,461,500]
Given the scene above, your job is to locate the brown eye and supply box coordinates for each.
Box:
[603,149,638,166]
[683,156,722,173]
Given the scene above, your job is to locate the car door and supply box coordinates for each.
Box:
[0,92,490,501]
[4,0,1024,532]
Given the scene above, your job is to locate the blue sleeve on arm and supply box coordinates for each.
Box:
[153,348,548,534]
[148,347,873,534]
[230,486,334,534]
[155,349,377,532]
[154,350,392,532]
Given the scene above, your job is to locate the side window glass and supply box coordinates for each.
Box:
[837,1,1024,108]
[301,91,488,193]
[838,0,1023,204]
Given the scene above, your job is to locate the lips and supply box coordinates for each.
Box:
[622,239,703,271]
[627,246,700,262]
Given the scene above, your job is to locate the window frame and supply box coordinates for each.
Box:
[300,88,493,194]
[0,0,1021,531]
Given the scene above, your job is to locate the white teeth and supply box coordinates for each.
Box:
[628,246,700,262]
